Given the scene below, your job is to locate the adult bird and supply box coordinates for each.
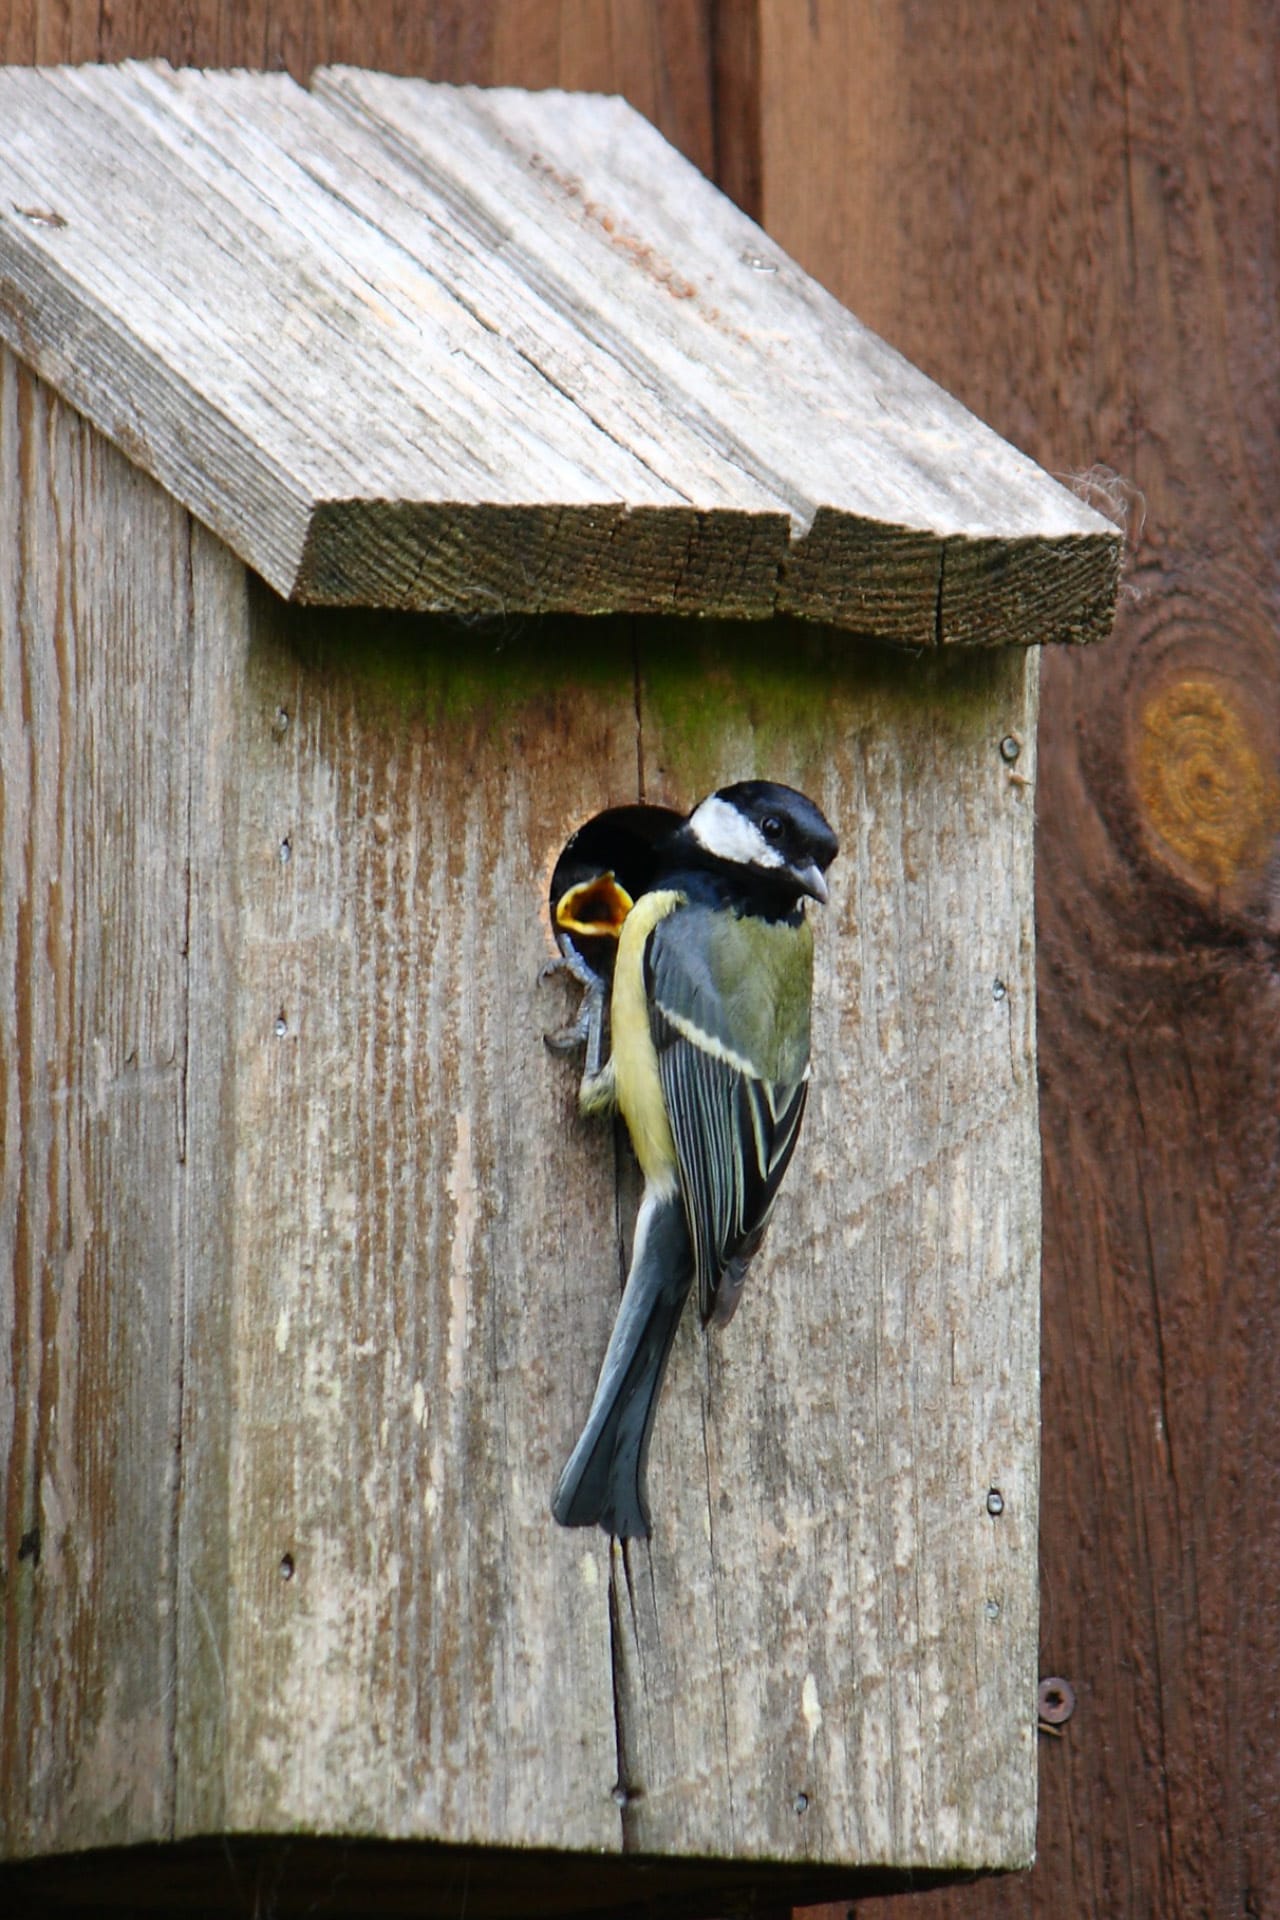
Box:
[551,780,837,1539]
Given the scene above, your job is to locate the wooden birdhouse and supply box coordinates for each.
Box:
[0,62,1119,1913]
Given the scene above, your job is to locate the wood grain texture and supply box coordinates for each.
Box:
[0,60,1117,636]
[0,347,1045,1878]
[0,0,718,160]
[13,0,1232,1906]
[606,629,1043,1870]
[172,522,255,1843]
[752,3,1280,1918]
[320,67,1114,640]
[0,0,722,214]
[0,343,189,1853]
[0,0,502,78]
[207,597,649,1856]
[178,601,1043,1871]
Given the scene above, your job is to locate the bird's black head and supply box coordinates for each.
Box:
[679,780,838,907]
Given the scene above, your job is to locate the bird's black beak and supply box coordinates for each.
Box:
[793,862,830,905]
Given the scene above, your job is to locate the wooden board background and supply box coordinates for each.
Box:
[0,63,1114,638]
[751,6,1280,1918]
[2,341,1042,1876]
[0,326,193,1854]
[1,1,1275,1914]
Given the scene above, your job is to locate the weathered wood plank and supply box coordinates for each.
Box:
[189,609,1041,1870]
[759,4,1280,1918]
[0,60,1118,635]
[197,599,636,1851]
[0,66,720,603]
[320,68,1117,645]
[171,522,254,1841]
[589,629,1041,1868]
[1,350,1040,1877]
[0,344,189,1852]
[0,0,721,163]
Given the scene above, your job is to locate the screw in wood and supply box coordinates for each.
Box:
[1038,1676,1076,1725]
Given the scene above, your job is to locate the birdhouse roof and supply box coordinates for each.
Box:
[0,61,1118,643]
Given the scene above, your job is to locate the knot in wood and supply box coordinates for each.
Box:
[1137,676,1280,890]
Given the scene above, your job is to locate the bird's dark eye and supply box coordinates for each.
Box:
[760,815,784,842]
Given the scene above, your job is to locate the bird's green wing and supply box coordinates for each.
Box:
[646,903,813,1325]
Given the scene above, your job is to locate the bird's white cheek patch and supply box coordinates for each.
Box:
[687,795,782,869]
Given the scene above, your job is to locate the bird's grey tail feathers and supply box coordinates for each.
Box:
[552,1189,694,1539]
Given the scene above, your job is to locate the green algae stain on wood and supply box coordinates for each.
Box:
[636,618,1029,804]
[249,586,638,738]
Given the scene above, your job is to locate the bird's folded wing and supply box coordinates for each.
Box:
[647,911,809,1324]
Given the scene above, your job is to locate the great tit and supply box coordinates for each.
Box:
[551,780,838,1539]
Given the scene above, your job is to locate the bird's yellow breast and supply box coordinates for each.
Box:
[611,888,683,1195]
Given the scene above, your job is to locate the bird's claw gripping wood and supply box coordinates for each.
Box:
[539,942,599,994]
[540,940,610,1083]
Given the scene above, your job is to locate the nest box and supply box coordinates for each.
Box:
[0,61,1119,1913]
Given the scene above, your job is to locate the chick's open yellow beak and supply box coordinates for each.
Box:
[554,873,635,939]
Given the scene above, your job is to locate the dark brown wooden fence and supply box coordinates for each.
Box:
[2,5,1275,1916]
